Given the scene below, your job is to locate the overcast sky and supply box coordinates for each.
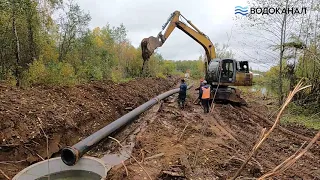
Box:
[75,0,276,71]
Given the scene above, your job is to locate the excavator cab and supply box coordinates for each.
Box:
[238,61,250,73]
[206,59,248,105]
[206,58,237,85]
[235,61,253,86]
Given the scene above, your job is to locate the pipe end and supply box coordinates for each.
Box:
[61,147,78,166]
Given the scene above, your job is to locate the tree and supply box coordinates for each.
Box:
[237,0,308,105]
[214,43,235,59]
[12,0,22,86]
[58,0,91,62]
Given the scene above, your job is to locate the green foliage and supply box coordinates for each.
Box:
[111,66,124,82]
[252,75,265,85]
[161,60,176,75]
[282,103,320,130]
[173,56,205,79]
[24,59,77,86]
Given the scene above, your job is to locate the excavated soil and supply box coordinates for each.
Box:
[106,85,320,180]
[0,76,179,178]
[1,79,319,179]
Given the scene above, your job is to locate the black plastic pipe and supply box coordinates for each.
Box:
[61,84,193,166]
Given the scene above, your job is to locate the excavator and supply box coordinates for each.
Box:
[141,10,253,105]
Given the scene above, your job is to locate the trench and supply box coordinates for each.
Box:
[12,83,189,179]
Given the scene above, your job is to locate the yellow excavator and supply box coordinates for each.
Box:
[141,10,253,105]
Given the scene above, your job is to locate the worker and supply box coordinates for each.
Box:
[194,79,204,105]
[178,79,187,109]
[201,80,211,113]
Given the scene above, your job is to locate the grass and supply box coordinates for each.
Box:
[239,83,320,130]
[281,114,320,130]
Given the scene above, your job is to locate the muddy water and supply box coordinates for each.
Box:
[100,104,160,172]
[36,170,101,180]
[250,85,269,96]
[101,142,134,169]
[101,122,144,170]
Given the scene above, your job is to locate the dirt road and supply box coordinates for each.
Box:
[106,84,320,180]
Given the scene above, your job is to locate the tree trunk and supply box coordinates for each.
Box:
[0,52,4,80]
[12,0,21,87]
[26,0,37,62]
[278,0,289,106]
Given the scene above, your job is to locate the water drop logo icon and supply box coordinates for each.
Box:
[235,6,249,16]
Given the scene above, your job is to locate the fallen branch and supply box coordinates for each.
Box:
[0,169,10,180]
[0,144,19,148]
[23,145,45,161]
[121,160,129,177]
[258,131,320,179]
[0,159,27,164]
[36,153,45,161]
[251,157,264,173]
[230,80,311,180]
[177,122,190,141]
[144,153,165,161]
[109,136,152,180]
[139,149,146,163]
[162,170,185,177]
[36,117,50,180]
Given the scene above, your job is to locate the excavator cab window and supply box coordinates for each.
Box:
[220,59,235,82]
[238,61,249,73]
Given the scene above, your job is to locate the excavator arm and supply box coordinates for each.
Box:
[141,11,216,70]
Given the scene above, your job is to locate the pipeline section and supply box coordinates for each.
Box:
[61,84,193,166]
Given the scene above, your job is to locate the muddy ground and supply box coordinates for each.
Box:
[0,76,179,178]
[0,78,319,179]
[105,83,320,180]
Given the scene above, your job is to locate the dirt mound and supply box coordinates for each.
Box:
[106,86,320,180]
[0,76,178,178]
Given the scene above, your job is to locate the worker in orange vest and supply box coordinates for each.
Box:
[200,80,211,113]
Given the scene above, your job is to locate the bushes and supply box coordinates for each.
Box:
[23,59,77,86]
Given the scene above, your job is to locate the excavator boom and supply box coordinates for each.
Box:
[141,11,215,70]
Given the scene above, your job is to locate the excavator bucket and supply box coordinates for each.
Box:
[141,36,163,71]
[227,88,247,106]
[211,87,247,106]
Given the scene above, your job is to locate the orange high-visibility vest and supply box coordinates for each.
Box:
[201,86,210,99]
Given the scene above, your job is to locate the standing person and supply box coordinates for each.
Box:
[178,79,187,109]
[201,80,211,113]
[194,79,204,104]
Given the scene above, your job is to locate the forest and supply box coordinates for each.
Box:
[0,1,179,86]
